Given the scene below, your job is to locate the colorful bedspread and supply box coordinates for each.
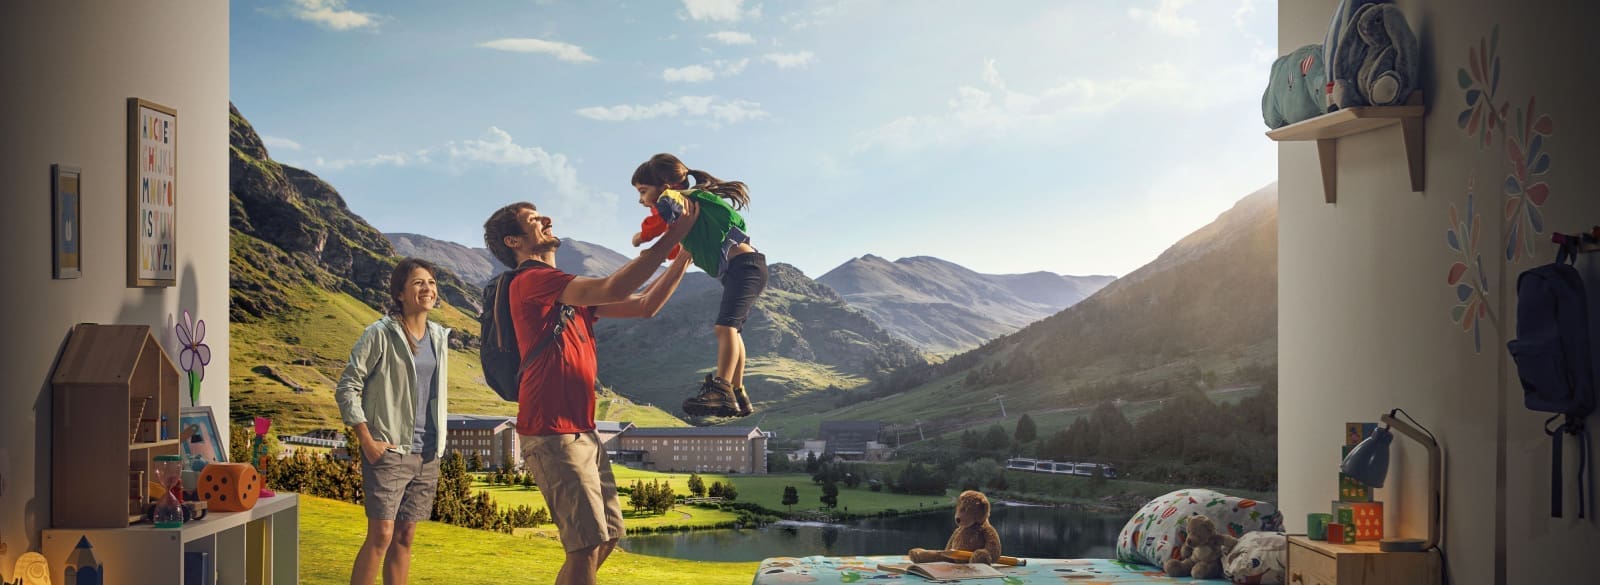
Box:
[752,555,1220,584]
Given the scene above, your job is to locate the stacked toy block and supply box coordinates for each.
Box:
[1331,422,1382,542]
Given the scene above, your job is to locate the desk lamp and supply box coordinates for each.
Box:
[1339,408,1441,553]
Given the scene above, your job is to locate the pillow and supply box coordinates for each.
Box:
[1225,531,1289,584]
[1115,488,1284,567]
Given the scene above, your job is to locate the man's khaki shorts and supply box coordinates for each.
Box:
[521,430,625,552]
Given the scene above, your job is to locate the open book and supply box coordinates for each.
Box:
[874,561,1005,581]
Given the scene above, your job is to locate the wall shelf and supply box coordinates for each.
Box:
[1266,91,1425,204]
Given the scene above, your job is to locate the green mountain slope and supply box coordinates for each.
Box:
[749,184,1279,440]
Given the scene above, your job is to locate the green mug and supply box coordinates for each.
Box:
[1307,513,1332,540]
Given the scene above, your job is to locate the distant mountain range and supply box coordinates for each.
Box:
[388,233,1113,355]
[386,233,632,286]
[747,183,1279,440]
[818,255,1113,354]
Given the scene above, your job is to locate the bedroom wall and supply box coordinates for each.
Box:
[1278,0,1596,583]
[0,0,229,573]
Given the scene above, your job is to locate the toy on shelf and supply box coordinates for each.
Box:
[251,417,276,498]
[1333,501,1384,541]
[197,463,260,513]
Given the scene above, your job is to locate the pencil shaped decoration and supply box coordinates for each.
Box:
[943,550,1027,566]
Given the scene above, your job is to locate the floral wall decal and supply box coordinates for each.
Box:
[1447,25,1558,352]
[1447,174,1491,352]
[176,310,211,406]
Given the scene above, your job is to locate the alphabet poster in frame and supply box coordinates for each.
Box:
[128,98,177,287]
[52,164,82,279]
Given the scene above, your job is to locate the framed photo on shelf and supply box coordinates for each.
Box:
[51,164,82,279]
[127,97,177,288]
[178,405,223,465]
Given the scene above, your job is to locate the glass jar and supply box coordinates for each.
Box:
[152,455,185,528]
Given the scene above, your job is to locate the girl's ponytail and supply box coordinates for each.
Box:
[686,168,749,210]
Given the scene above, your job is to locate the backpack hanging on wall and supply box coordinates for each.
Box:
[479,260,574,402]
[1507,236,1596,518]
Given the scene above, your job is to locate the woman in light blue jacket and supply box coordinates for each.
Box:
[336,257,450,585]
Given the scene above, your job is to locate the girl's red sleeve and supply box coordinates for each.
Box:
[637,208,679,259]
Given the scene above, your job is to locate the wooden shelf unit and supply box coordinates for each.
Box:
[43,493,299,585]
[51,323,183,528]
[1266,92,1425,204]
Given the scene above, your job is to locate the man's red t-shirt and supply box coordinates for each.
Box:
[508,262,600,436]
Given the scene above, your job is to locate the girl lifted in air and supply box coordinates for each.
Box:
[630,153,767,418]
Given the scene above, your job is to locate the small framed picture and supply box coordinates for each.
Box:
[179,405,224,465]
[52,164,82,279]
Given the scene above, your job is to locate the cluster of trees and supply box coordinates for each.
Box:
[627,479,677,515]
[1031,380,1278,491]
[248,430,549,534]
[485,467,536,488]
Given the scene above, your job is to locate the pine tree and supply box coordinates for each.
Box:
[468,451,484,472]
[708,481,724,498]
[688,473,706,497]
[1015,413,1038,443]
[782,486,799,511]
[820,481,839,509]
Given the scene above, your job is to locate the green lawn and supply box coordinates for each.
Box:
[299,495,758,585]
[472,467,954,532]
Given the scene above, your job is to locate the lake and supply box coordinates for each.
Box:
[618,503,1126,562]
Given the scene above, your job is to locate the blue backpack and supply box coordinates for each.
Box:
[1507,238,1595,518]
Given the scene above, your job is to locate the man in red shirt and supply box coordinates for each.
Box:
[482,200,697,585]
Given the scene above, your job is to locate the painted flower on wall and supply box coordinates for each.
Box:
[176,310,212,406]
[1501,97,1555,262]
[1457,26,1508,149]
[1446,177,1491,353]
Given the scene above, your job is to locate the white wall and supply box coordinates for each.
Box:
[1278,1,1596,583]
[0,0,228,571]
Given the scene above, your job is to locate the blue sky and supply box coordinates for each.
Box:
[231,0,1277,278]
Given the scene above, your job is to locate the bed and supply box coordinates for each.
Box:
[751,555,1197,584]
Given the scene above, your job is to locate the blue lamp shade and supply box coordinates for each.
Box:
[1340,426,1394,488]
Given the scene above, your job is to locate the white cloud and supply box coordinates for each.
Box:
[575,96,769,126]
[445,127,617,216]
[718,58,750,76]
[663,65,716,83]
[1233,0,1257,28]
[682,0,757,22]
[312,149,431,171]
[707,31,755,45]
[289,0,378,31]
[478,38,596,63]
[852,58,1260,154]
[261,135,303,151]
[1128,0,1198,36]
[762,51,815,68]
[780,1,843,31]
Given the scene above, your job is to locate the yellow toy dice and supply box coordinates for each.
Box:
[198,463,261,512]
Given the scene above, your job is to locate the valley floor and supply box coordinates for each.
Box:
[299,495,758,585]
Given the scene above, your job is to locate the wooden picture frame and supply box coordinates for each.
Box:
[178,405,224,465]
[52,164,82,279]
[127,98,177,287]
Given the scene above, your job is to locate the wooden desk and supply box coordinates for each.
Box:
[1287,535,1440,585]
[44,492,298,585]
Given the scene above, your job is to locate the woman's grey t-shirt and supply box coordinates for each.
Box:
[411,330,439,455]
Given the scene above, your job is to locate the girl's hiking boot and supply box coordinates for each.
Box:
[733,386,754,417]
[682,374,739,417]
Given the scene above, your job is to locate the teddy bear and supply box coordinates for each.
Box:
[1163,515,1238,580]
[909,490,1002,565]
[1262,44,1327,129]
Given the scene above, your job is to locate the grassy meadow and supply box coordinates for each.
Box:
[472,467,955,532]
[298,495,758,585]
